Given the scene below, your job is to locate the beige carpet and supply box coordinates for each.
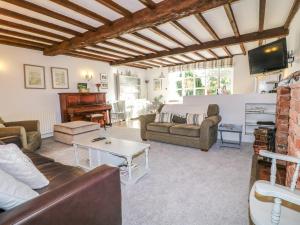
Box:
[39,126,253,225]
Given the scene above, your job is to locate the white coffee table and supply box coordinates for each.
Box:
[73,137,150,184]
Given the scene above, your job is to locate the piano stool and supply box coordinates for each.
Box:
[53,121,100,145]
[85,113,106,129]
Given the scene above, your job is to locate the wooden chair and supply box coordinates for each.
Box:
[249,150,300,225]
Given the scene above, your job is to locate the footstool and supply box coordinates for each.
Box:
[54,121,100,145]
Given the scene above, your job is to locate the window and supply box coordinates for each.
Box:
[170,67,233,100]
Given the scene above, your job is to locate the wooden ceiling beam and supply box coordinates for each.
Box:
[2,0,96,31]
[103,41,146,55]
[168,56,186,64]
[169,20,201,44]
[224,3,246,55]
[0,8,81,36]
[125,63,151,69]
[139,0,157,9]
[131,32,171,50]
[180,54,195,62]
[115,37,158,52]
[110,27,289,65]
[91,44,137,57]
[65,52,110,62]
[95,0,132,17]
[162,56,233,67]
[69,51,114,62]
[50,0,111,24]
[0,19,68,41]
[194,52,207,60]
[80,48,125,60]
[148,60,167,66]
[284,0,300,29]
[258,0,266,46]
[138,61,160,68]
[0,39,44,51]
[0,34,49,48]
[149,27,185,47]
[194,13,232,57]
[0,28,59,44]
[44,0,239,55]
[157,58,174,64]
[207,49,219,59]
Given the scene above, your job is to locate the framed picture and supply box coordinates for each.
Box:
[153,79,162,91]
[101,82,108,89]
[100,73,108,82]
[51,67,69,89]
[24,64,45,89]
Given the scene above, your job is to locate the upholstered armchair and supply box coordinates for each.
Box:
[0,117,41,151]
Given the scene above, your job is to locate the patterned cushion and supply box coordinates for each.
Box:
[154,113,172,123]
[186,113,204,126]
[172,114,186,124]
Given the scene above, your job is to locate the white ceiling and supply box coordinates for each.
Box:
[0,0,296,66]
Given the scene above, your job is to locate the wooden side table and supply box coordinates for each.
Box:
[218,124,243,149]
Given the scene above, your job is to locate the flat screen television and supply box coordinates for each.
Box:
[248,38,288,74]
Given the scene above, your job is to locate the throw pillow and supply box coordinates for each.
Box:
[186,113,204,126]
[0,168,38,210]
[172,114,187,124]
[155,113,172,123]
[0,144,49,189]
[0,124,5,128]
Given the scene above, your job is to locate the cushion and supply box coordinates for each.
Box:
[147,122,173,133]
[170,124,201,137]
[0,168,38,210]
[0,144,49,189]
[172,114,186,124]
[0,124,5,128]
[26,131,40,144]
[207,104,219,117]
[186,113,204,125]
[54,121,100,135]
[154,113,172,123]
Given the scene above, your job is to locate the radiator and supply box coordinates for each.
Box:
[3,111,57,137]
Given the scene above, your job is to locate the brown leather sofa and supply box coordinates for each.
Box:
[0,143,122,225]
[140,104,221,151]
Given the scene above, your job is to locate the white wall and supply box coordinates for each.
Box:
[0,44,146,123]
[286,9,300,74]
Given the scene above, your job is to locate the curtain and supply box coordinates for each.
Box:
[167,58,233,73]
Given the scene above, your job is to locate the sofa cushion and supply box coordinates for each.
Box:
[170,124,200,137]
[147,122,173,133]
[172,114,186,124]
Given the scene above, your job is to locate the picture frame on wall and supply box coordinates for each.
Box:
[24,64,46,89]
[100,73,108,82]
[51,67,69,89]
[153,79,162,91]
[101,82,108,89]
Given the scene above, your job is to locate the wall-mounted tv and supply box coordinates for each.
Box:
[248,38,288,74]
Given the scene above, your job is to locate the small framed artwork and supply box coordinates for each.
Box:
[24,64,45,89]
[100,73,108,82]
[101,82,108,89]
[153,79,162,91]
[51,67,69,89]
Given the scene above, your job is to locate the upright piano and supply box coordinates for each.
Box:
[58,93,112,125]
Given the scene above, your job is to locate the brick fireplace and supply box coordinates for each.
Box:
[286,83,300,188]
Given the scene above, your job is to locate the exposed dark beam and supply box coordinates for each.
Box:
[0,34,49,48]
[95,0,132,17]
[126,63,151,69]
[80,48,125,59]
[0,28,58,44]
[149,27,185,47]
[0,39,44,51]
[131,32,171,50]
[0,8,81,36]
[148,60,167,66]
[258,0,266,46]
[194,13,232,57]
[103,40,146,55]
[50,0,111,24]
[0,19,68,41]
[180,54,195,62]
[115,37,158,52]
[91,44,137,57]
[169,56,186,64]
[139,0,157,9]
[162,56,233,67]
[224,3,246,55]
[208,49,219,59]
[2,0,96,31]
[284,0,300,29]
[157,58,175,64]
[44,0,239,55]
[65,52,111,62]
[111,27,289,65]
[194,52,207,59]
[69,50,114,62]
[138,61,160,68]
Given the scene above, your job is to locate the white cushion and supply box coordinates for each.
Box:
[0,144,49,189]
[154,113,172,123]
[0,168,38,210]
[0,124,5,128]
[186,113,204,125]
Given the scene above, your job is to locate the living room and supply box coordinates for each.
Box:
[0,0,300,225]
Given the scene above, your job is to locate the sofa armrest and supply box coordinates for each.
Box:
[0,165,122,225]
[139,114,156,140]
[199,115,222,151]
[4,120,40,132]
[0,126,27,147]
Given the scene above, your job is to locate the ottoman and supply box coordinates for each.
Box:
[54,121,101,145]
